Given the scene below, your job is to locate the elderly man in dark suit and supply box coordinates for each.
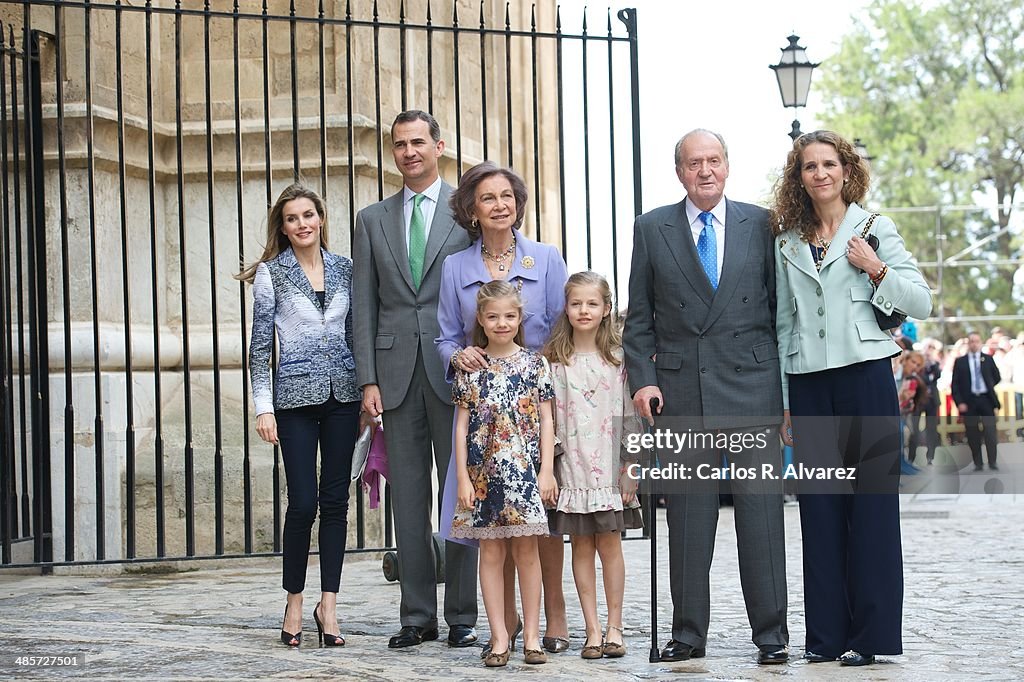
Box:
[952,331,1002,471]
[353,110,477,649]
[623,129,789,664]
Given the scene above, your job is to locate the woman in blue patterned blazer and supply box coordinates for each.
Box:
[238,184,360,648]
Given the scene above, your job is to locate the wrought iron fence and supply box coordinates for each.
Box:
[0,0,643,569]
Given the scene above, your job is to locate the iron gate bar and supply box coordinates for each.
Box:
[620,8,643,220]
[25,21,54,567]
[10,22,30,544]
[203,0,226,556]
[232,0,255,556]
[113,1,136,559]
[172,0,197,558]
[261,0,282,557]
[606,10,619,291]
[504,4,513,169]
[288,0,299,177]
[143,0,166,559]
[478,2,487,160]
[372,0,383,200]
[317,0,328,196]
[581,9,592,269]
[452,3,462,179]
[51,3,75,562]
[0,22,16,565]
[425,1,434,115]
[555,7,566,256]
[529,6,539,238]
[398,0,406,111]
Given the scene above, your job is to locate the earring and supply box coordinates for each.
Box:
[471,217,479,229]
[843,178,848,184]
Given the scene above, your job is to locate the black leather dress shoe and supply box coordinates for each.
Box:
[758,645,789,664]
[447,625,478,647]
[803,650,835,663]
[660,640,706,662]
[388,625,439,649]
[839,650,874,666]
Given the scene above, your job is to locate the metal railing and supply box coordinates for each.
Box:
[0,0,643,569]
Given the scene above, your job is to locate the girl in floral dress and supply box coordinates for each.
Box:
[543,271,643,660]
[452,280,559,667]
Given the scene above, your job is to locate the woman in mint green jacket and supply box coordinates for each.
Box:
[771,130,931,667]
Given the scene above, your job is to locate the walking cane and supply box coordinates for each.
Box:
[647,397,661,663]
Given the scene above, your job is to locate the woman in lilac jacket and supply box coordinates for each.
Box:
[435,162,569,655]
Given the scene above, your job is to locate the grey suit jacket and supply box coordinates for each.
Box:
[353,182,472,410]
[623,197,783,428]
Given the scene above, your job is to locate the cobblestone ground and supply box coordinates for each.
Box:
[0,491,1021,680]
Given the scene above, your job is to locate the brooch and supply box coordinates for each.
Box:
[521,256,535,269]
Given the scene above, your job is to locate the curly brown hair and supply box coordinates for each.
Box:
[769,130,870,239]
[448,161,528,241]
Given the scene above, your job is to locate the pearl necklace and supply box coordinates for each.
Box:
[481,235,517,272]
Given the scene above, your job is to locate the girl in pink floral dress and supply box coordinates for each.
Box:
[452,280,559,667]
[543,271,643,660]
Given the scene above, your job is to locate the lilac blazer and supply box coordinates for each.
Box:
[436,228,569,376]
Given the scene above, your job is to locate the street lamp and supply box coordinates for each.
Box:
[769,34,820,140]
[853,138,873,163]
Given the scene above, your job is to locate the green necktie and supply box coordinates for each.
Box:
[409,193,426,289]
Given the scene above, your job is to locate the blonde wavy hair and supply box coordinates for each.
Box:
[471,280,526,348]
[543,271,622,367]
[235,183,328,284]
[769,130,870,239]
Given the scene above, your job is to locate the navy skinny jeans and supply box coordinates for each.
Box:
[276,396,360,594]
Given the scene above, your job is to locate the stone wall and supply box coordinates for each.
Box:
[4,0,561,562]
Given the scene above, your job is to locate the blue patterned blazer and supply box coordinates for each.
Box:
[249,247,359,415]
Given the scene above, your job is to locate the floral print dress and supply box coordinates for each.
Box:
[549,350,644,535]
[450,348,553,540]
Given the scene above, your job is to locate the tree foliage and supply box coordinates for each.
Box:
[817,0,1024,340]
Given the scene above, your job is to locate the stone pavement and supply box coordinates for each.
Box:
[1,492,1022,681]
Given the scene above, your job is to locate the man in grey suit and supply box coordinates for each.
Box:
[623,129,789,664]
[353,110,477,649]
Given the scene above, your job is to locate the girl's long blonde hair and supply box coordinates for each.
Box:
[471,280,526,348]
[543,271,621,366]
[235,183,329,284]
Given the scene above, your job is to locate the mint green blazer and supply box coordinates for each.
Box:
[775,202,932,409]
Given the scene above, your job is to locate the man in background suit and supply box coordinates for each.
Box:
[623,129,789,664]
[952,331,1002,471]
[353,110,477,649]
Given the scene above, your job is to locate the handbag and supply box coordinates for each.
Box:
[860,213,907,332]
[350,424,374,481]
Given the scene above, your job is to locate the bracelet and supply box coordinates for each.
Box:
[870,263,888,286]
[450,348,464,369]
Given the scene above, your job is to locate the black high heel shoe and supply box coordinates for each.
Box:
[280,604,301,647]
[313,602,346,647]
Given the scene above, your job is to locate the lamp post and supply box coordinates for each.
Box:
[770,34,820,140]
[853,138,873,163]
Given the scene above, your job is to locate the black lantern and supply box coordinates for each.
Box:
[853,138,874,162]
[769,34,820,140]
